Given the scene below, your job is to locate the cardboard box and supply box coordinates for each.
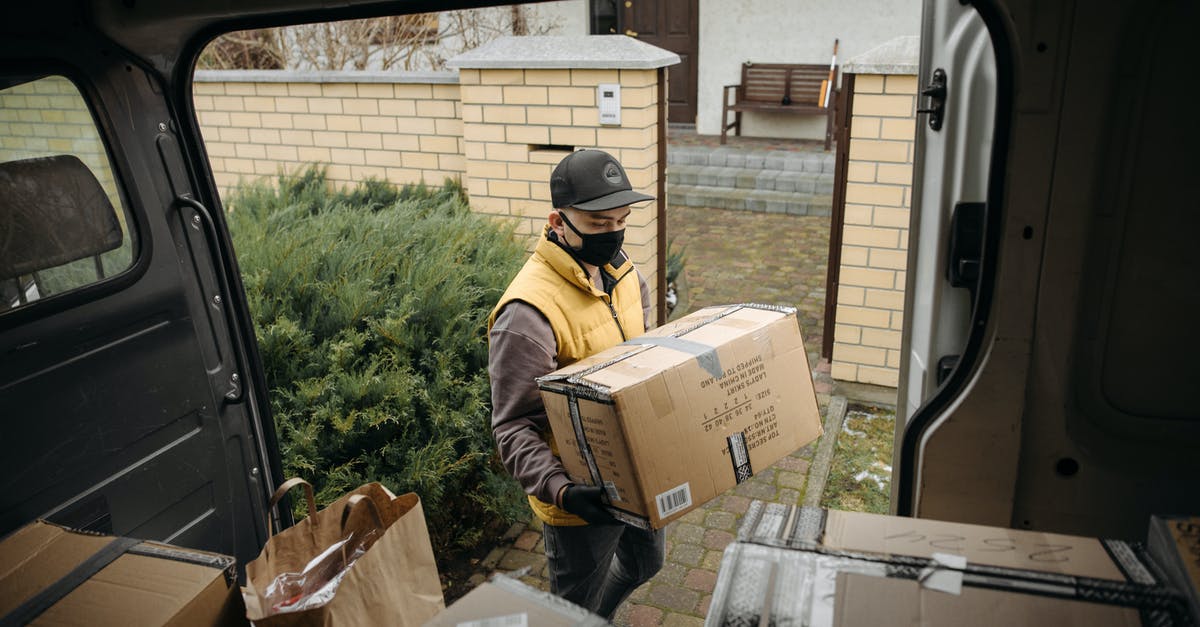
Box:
[423,575,606,627]
[537,304,823,528]
[1148,515,1200,624]
[738,501,1142,580]
[707,502,1192,626]
[0,520,246,626]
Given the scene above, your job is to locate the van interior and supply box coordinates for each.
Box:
[0,0,1195,587]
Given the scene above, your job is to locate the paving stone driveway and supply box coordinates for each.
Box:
[473,136,836,626]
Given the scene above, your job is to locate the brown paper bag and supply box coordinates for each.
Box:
[242,479,445,627]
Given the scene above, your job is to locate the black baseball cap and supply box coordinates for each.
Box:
[550,149,655,211]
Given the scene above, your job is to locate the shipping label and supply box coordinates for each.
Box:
[655,482,693,519]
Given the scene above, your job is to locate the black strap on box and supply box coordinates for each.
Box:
[0,536,141,627]
[566,389,605,497]
[565,389,655,528]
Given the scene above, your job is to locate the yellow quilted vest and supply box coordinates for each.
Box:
[489,225,645,526]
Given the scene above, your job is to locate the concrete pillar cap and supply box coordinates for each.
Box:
[447,35,681,70]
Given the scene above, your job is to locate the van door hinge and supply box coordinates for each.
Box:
[917,68,948,131]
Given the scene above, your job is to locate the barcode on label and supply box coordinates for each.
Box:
[655,482,693,519]
[456,613,528,627]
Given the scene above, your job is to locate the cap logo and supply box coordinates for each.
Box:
[603,162,623,185]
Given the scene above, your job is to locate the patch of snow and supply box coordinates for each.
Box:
[853,470,889,490]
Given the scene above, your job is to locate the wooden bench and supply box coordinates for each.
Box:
[721,62,837,150]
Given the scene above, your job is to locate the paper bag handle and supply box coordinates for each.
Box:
[340,494,386,533]
[267,477,318,536]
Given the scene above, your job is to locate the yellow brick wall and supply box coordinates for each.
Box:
[459,67,661,307]
[831,73,917,388]
[194,78,465,193]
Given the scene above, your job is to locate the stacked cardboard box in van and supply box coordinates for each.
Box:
[706,502,1193,626]
[0,520,245,626]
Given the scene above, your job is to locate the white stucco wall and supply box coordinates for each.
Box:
[696,0,920,139]
[529,0,588,35]
[425,3,587,70]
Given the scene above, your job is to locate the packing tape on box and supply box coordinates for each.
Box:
[562,388,652,530]
[565,389,605,496]
[1101,538,1158,585]
[623,336,723,379]
[726,432,753,484]
[738,501,828,547]
[538,303,799,391]
[917,552,967,595]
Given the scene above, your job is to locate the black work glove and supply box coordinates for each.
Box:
[560,485,617,525]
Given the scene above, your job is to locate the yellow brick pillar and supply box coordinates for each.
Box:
[448,36,679,324]
[830,37,919,388]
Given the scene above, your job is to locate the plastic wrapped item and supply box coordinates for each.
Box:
[707,539,1191,627]
[707,541,887,627]
[261,527,380,615]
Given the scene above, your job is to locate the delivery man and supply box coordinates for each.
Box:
[487,149,665,618]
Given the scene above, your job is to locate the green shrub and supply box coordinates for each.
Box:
[225,167,530,556]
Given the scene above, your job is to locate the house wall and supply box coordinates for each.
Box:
[431,2,589,68]
[525,1,588,35]
[194,71,465,193]
[523,0,920,140]
[696,0,920,139]
[830,71,917,388]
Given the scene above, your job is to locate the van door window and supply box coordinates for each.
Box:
[0,74,136,312]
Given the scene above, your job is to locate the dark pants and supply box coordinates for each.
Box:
[542,521,666,619]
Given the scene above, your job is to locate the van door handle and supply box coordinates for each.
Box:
[947,201,986,305]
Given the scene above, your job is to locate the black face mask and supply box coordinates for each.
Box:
[557,210,625,267]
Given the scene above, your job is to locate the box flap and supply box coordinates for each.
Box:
[537,304,795,395]
[832,572,1143,627]
[823,509,1126,580]
[424,578,605,626]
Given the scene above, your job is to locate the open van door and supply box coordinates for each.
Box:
[0,4,284,568]
[893,0,1008,524]
[896,0,1200,537]
[1,0,519,574]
